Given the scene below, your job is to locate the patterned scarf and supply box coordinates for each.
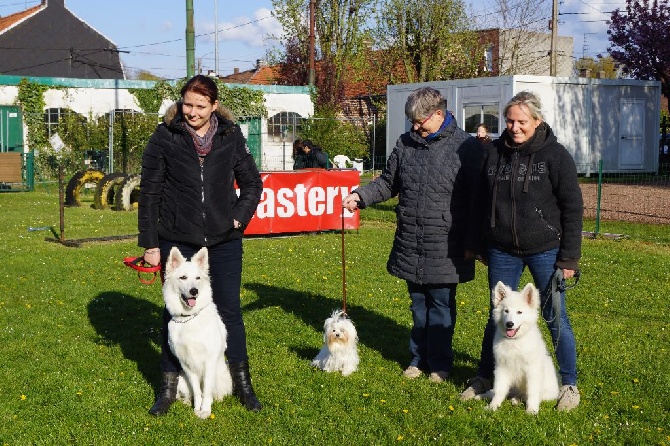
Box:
[184,114,218,157]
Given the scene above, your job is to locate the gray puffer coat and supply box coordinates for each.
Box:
[355,114,484,284]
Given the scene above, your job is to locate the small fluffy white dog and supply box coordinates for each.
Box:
[477,282,560,414]
[312,310,359,376]
[163,246,232,419]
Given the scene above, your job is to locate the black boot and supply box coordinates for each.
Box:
[149,371,179,416]
[229,361,262,412]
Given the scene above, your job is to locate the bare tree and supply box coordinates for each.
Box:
[270,0,374,109]
[474,0,564,76]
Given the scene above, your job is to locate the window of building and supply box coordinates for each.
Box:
[43,108,83,137]
[463,103,499,135]
[267,111,302,142]
[484,45,494,72]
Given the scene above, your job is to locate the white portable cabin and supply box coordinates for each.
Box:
[386,75,662,174]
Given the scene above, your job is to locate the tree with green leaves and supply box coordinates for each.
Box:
[606,0,670,113]
[373,0,482,83]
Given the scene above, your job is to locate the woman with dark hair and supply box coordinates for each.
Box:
[476,123,492,143]
[293,139,328,169]
[139,74,263,414]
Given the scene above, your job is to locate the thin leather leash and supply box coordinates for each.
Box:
[543,268,581,347]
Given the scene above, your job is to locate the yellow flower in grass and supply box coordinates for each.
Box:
[396,436,404,441]
[20,394,26,400]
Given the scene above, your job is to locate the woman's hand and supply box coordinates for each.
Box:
[562,268,576,279]
[342,193,361,212]
[143,248,160,266]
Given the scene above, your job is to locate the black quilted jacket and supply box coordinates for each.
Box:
[355,114,484,284]
[138,104,262,248]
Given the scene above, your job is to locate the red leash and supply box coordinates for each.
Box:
[123,256,161,285]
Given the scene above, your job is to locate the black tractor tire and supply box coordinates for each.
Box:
[93,173,127,210]
[64,170,105,207]
[116,174,141,211]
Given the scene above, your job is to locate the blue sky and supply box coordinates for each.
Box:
[0,0,626,80]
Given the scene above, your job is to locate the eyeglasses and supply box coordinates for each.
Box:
[409,111,436,130]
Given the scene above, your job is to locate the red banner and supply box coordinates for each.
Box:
[242,169,361,235]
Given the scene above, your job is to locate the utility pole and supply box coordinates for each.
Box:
[308,0,315,87]
[549,0,558,76]
[214,0,219,76]
[186,0,195,78]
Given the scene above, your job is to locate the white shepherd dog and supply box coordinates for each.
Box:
[163,246,232,419]
[477,281,559,414]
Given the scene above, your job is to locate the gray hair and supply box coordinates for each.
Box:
[504,91,544,121]
[405,87,447,122]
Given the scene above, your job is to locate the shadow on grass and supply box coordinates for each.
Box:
[243,282,478,380]
[87,291,163,389]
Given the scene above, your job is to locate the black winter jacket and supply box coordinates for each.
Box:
[138,104,262,248]
[355,113,484,284]
[480,122,583,270]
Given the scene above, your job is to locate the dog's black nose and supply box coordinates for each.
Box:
[189,288,198,297]
[506,321,514,329]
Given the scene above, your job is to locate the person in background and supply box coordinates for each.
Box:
[342,87,484,383]
[294,139,328,169]
[292,139,305,169]
[460,91,583,411]
[139,74,264,414]
[476,123,492,143]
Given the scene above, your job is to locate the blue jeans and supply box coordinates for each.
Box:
[407,282,457,373]
[477,248,578,386]
[159,238,249,372]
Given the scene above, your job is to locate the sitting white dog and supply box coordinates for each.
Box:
[163,246,233,419]
[477,282,560,414]
[312,310,359,376]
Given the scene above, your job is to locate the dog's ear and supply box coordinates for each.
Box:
[191,247,209,274]
[492,281,508,307]
[520,283,539,308]
[166,247,184,273]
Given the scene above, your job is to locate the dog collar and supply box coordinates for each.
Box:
[170,302,212,323]
[123,256,161,285]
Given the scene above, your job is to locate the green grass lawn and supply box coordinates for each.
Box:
[0,189,668,445]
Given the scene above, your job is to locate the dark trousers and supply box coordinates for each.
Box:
[159,238,249,372]
[407,281,458,373]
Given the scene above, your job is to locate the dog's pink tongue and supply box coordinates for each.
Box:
[506,329,517,337]
[187,298,197,308]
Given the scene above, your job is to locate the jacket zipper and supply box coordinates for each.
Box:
[200,159,207,244]
[510,151,520,251]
